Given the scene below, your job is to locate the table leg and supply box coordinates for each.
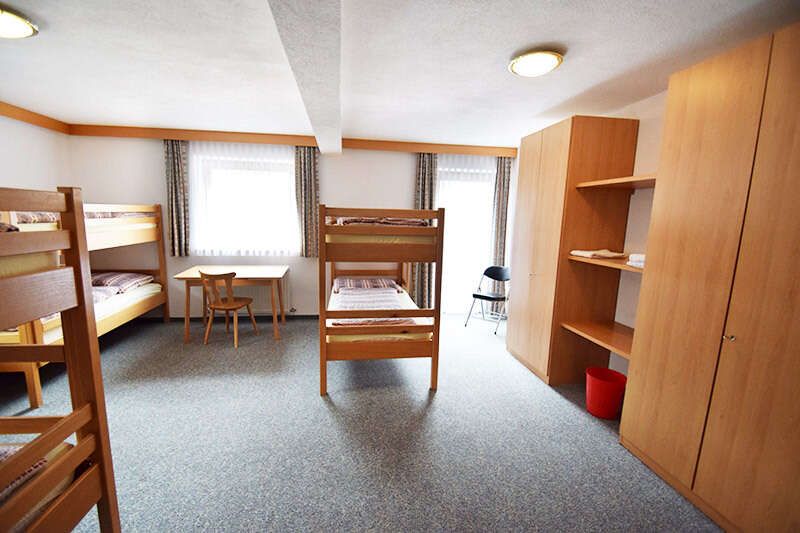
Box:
[278,278,286,323]
[183,281,191,344]
[270,279,281,339]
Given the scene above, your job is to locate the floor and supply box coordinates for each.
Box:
[0,315,718,532]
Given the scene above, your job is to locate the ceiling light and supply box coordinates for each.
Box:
[508,50,563,77]
[0,7,38,39]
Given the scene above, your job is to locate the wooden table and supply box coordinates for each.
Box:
[174,265,289,342]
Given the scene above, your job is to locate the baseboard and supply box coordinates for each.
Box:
[143,315,319,322]
[619,436,736,531]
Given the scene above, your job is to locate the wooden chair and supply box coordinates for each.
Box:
[200,272,259,348]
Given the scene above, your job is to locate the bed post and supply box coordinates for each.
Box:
[431,208,445,391]
[155,204,171,322]
[318,204,328,396]
[57,187,121,532]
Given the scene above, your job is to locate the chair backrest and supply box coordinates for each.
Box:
[483,265,511,282]
[200,271,236,306]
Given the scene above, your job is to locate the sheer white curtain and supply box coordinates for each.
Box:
[188,142,301,256]
[437,154,496,314]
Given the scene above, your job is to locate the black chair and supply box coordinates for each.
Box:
[464,265,511,334]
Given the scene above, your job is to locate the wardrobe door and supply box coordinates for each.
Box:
[693,23,800,530]
[506,131,542,363]
[525,119,571,378]
[620,35,772,487]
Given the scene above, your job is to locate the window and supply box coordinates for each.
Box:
[188,142,301,256]
[437,154,497,314]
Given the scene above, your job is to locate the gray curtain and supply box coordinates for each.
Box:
[491,156,513,312]
[295,146,320,257]
[411,153,437,308]
[164,140,189,256]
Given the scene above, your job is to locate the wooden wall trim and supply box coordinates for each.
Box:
[0,101,518,157]
[68,124,317,147]
[0,102,70,135]
[341,138,518,157]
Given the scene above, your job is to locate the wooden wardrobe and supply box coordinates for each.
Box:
[507,116,639,385]
[620,22,800,531]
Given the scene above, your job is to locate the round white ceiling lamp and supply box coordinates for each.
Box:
[508,50,563,77]
[0,6,38,39]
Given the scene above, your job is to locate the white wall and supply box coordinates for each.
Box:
[0,117,69,190]
[65,138,417,317]
[606,91,667,373]
[0,121,417,317]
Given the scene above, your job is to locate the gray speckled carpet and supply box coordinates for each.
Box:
[0,315,717,532]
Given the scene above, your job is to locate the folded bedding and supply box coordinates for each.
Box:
[626,253,646,268]
[11,212,59,224]
[329,287,416,326]
[92,286,120,303]
[84,211,150,219]
[328,216,430,227]
[326,285,431,342]
[10,211,150,224]
[0,441,74,532]
[332,277,399,293]
[570,249,626,259]
[91,271,154,293]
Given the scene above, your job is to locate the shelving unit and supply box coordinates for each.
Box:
[557,170,656,370]
[561,321,634,359]
[568,255,643,273]
[576,174,656,189]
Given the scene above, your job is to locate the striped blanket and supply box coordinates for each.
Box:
[0,445,48,504]
[330,288,416,326]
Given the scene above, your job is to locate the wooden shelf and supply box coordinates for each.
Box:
[576,174,656,189]
[569,255,643,273]
[561,320,634,359]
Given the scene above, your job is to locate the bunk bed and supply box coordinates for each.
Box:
[0,203,169,409]
[0,186,121,532]
[318,205,445,396]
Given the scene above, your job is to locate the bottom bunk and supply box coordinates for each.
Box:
[0,279,167,409]
[0,406,111,532]
[325,285,435,360]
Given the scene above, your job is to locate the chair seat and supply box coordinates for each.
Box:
[472,291,507,302]
[208,297,253,311]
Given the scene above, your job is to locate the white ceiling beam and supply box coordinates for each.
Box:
[267,0,342,153]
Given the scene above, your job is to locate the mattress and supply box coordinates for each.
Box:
[326,286,432,343]
[42,283,163,344]
[0,442,74,532]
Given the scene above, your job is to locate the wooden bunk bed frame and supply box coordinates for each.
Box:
[0,202,169,409]
[318,205,445,396]
[0,186,121,532]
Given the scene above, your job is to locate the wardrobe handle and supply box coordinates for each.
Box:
[722,334,736,342]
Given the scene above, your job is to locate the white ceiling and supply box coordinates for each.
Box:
[1,0,799,150]
[0,1,312,134]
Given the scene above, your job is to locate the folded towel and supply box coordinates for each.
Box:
[570,249,625,259]
[626,260,645,269]
[628,253,646,263]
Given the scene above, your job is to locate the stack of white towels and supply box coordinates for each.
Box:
[627,253,645,269]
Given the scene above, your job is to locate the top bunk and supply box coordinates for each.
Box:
[319,205,444,263]
[1,201,164,251]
